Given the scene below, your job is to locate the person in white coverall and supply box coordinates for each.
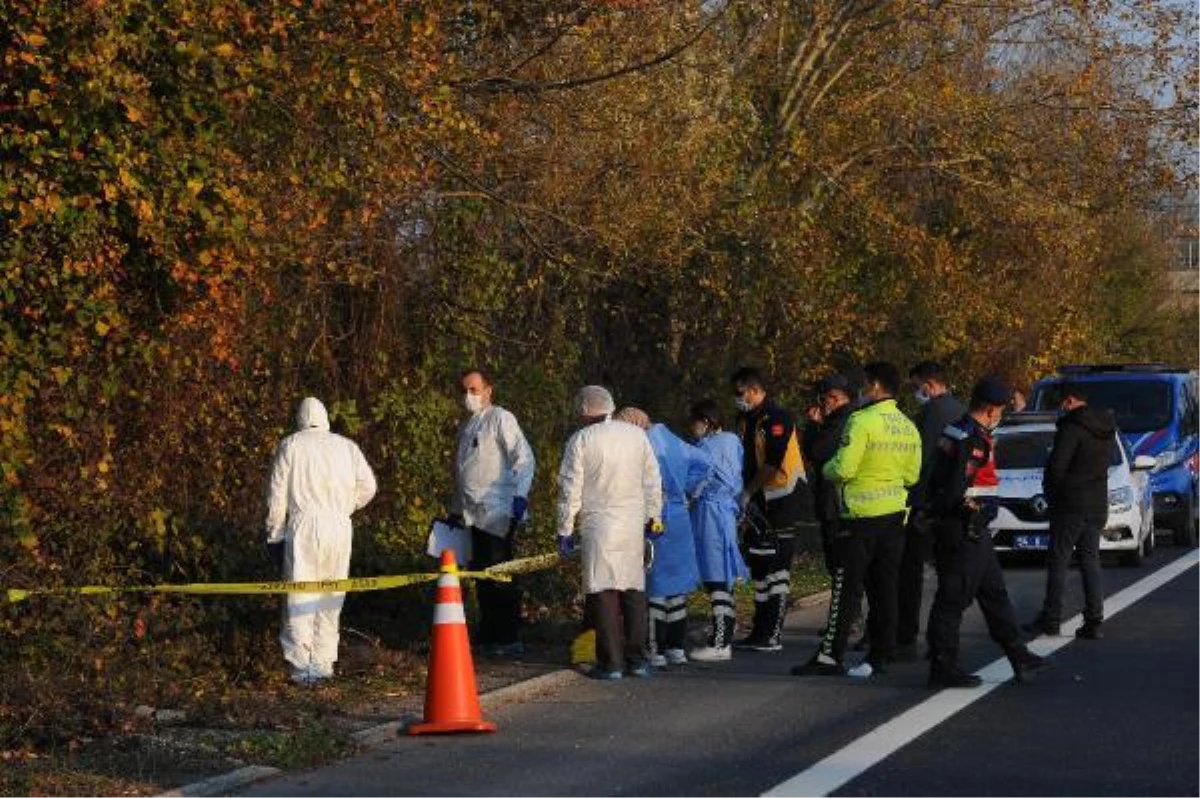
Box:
[557,386,663,680]
[266,397,377,684]
[450,368,536,656]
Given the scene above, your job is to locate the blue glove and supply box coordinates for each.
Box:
[511,496,529,524]
[558,535,575,558]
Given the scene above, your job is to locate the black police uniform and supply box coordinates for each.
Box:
[803,402,852,574]
[924,414,1045,687]
[736,399,811,650]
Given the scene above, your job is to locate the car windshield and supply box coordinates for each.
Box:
[1032,379,1173,433]
[995,430,1122,469]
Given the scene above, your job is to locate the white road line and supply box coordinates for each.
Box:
[763,549,1199,798]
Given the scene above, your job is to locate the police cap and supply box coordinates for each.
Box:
[971,375,1012,407]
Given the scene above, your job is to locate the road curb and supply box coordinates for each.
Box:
[156,765,281,797]
[350,667,580,748]
[161,589,832,796]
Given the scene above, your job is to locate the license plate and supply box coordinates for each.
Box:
[1013,534,1049,550]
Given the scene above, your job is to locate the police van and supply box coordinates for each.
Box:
[1028,364,1199,547]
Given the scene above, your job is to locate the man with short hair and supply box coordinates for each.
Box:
[450,368,536,656]
[803,374,855,576]
[1025,382,1114,641]
[924,376,1049,688]
[557,386,663,679]
[794,362,920,678]
[899,361,967,658]
[730,366,812,652]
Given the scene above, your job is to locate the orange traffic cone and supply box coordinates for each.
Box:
[407,550,497,735]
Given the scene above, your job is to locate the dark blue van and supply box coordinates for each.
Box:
[1029,364,1199,547]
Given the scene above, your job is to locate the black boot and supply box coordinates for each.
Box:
[1007,646,1051,683]
[929,657,981,689]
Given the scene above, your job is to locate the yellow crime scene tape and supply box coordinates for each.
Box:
[3,553,565,605]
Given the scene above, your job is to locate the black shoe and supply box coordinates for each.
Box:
[928,662,982,689]
[1076,622,1104,640]
[791,656,845,677]
[733,634,765,651]
[1008,647,1051,683]
[1022,616,1060,638]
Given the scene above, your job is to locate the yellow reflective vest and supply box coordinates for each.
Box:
[823,398,921,520]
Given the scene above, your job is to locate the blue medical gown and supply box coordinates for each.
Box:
[645,424,709,597]
[690,431,749,585]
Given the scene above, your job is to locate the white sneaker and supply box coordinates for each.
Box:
[665,648,688,665]
[688,645,732,662]
[847,661,874,679]
[647,652,668,668]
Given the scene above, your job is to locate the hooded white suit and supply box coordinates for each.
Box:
[266,397,376,678]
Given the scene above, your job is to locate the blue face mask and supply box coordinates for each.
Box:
[913,388,930,405]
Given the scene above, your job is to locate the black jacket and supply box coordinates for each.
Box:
[802,404,852,524]
[910,392,967,509]
[1044,405,1116,517]
[926,414,994,522]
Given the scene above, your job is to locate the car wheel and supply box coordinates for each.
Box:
[1176,498,1198,549]
[1122,538,1146,567]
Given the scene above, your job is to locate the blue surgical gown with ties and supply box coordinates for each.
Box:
[645,424,710,598]
[690,431,749,585]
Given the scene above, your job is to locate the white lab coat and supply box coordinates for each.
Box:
[557,419,663,593]
[451,404,536,537]
[265,397,376,675]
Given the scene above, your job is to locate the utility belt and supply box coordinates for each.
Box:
[739,503,780,558]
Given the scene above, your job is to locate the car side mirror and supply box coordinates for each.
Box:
[1132,455,1156,471]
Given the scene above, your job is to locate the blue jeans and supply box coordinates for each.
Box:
[1041,512,1105,625]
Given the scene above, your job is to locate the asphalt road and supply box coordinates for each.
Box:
[241,547,1198,797]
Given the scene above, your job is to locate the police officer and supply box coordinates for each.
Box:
[730,367,811,652]
[924,376,1050,689]
[794,362,921,678]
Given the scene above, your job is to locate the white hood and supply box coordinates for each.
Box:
[296,397,330,431]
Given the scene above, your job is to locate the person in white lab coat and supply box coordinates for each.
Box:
[557,386,663,680]
[450,368,536,656]
[266,397,377,684]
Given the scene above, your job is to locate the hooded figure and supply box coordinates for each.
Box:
[1043,404,1117,517]
[1026,385,1117,641]
[266,397,377,684]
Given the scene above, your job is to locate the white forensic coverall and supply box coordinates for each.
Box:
[451,405,535,537]
[557,419,663,593]
[266,397,377,678]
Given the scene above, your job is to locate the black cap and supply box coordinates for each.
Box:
[971,375,1012,407]
[815,374,851,397]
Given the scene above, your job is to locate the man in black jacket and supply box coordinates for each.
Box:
[1025,382,1115,640]
[802,374,855,575]
[899,361,967,658]
[925,376,1049,688]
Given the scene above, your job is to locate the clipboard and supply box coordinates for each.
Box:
[426,519,472,565]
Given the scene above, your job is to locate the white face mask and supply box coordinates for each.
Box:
[464,393,484,414]
[734,398,752,413]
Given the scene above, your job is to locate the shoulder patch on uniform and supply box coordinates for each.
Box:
[942,424,968,441]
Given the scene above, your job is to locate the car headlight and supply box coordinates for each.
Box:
[1108,486,1134,513]
[1154,448,1187,472]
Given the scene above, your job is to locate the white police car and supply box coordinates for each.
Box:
[988,412,1156,566]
